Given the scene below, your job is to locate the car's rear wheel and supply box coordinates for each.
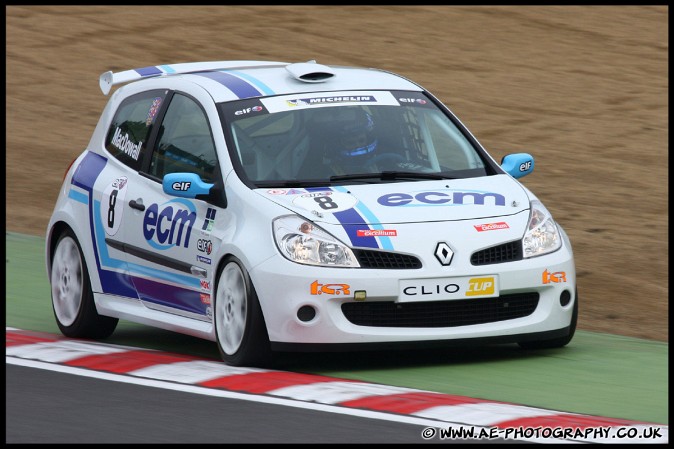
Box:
[214,256,271,367]
[50,229,118,339]
[518,289,579,350]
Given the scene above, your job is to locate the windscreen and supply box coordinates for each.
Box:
[219,90,491,187]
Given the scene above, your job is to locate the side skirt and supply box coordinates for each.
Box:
[94,292,216,342]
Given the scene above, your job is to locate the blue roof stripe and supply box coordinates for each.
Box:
[195,71,262,99]
[135,66,163,76]
[226,69,275,96]
[159,64,176,74]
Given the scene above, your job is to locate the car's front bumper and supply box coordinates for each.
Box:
[251,235,576,347]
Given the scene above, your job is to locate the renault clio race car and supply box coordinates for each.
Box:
[46,60,577,366]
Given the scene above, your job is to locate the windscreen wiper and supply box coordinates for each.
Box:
[254,180,332,188]
[330,171,453,183]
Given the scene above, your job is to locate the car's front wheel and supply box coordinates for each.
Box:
[518,289,579,350]
[50,229,118,339]
[214,256,271,367]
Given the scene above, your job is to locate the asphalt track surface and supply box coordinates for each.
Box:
[6,364,445,444]
[5,232,669,443]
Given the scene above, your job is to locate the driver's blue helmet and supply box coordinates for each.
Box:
[329,108,378,167]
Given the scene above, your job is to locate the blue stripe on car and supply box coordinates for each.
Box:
[133,277,205,315]
[304,187,333,192]
[304,186,381,249]
[225,70,275,96]
[135,66,163,77]
[333,186,393,251]
[194,71,262,99]
[71,151,107,192]
[68,189,89,205]
[333,208,379,249]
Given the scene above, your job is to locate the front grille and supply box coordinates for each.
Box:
[341,292,539,328]
[471,240,523,265]
[353,249,422,269]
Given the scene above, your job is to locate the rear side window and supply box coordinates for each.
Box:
[105,90,167,170]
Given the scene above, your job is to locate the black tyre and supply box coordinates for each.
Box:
[213,256,271,367]
[518,289,578,350]
[50,229,118,339]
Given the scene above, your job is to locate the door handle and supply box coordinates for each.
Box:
[191,266,208,278]
[129,199,145,211]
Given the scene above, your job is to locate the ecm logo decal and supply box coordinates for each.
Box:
[378,190,506,207]
[143,199,197,250]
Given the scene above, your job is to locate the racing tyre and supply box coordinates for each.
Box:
[518,289,578,350]
[50,229,118,339]
[214,256,272,367]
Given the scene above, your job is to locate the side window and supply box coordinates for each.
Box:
[149,94,217,183]
[105,90,166,170]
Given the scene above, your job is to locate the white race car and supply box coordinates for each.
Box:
[46,60,577,366]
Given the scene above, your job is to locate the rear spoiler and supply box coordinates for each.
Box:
[98,60,288,95]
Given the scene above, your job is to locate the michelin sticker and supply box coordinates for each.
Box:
[101,177,128,237]
[261,90,400,113]
[292,191,358,213]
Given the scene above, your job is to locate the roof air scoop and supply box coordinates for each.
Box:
[285,61,336,83]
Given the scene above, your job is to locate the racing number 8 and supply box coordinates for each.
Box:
[107,189,118,228]
[314,196,338,210]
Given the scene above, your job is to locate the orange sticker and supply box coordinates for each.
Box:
[310,281,351,296]
[542,269,567,284]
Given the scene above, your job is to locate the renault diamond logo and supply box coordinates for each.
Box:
[435,242,454,266]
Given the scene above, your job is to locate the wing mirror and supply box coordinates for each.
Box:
[500,153,534,179]
[162,172,226,207]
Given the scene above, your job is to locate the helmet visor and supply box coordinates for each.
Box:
[338,111,377,158]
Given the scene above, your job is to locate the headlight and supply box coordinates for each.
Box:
[273,215,360,267]
[522,200,562,258]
